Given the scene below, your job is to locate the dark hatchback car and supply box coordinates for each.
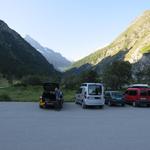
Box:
[39,82,63,110]
[105,91,125,106]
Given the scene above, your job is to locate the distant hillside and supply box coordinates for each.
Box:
[25,35,71,71]
[0,20,60,79]
[71,10,150,74]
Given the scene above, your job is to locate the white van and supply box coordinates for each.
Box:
[75,83,105,108]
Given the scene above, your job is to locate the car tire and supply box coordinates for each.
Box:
[82,101,87,109]
[121,103,125,107]
[133,102,138,107]
[147,104,150,107]
[99,105,104,109]
[39,105,43,109]
[108,101,112,106]
[75,100,78,104]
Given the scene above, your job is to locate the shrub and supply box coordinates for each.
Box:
[21,75,43,86]
[141,45,150,54]
[0,93,11,101]
[102,61,132,90]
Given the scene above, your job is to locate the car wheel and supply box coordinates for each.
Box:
[75,99,78,104]
[99,105,104,109]
[147,104,150,107]
[39,105,43,109]
[108,101,112,106]
[121,103,125,107]
[133,102,138,107]
[82,101,87,109]
[55,103,61,110]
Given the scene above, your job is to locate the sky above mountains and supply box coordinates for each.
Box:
[0,0,149,61]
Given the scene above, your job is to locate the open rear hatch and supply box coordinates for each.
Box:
[42,83,59,101]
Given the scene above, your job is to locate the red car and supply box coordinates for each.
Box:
[124,87,150,107]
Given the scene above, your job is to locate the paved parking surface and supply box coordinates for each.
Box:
[0,102,150,150]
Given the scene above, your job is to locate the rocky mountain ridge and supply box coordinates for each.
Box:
[0,20,59,78]
[72,10,150,74]
[25,35,71,71]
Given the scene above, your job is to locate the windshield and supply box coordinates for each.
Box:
[140,90,148,96]
[128,90,137,96]
[88,85,102,95]
[111,92,123,98]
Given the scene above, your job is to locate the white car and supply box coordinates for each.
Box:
[75,83,105,108]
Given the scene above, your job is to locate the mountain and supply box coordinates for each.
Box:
[25,35,71,71]
[0,20,60,78]
[71,10,150,75]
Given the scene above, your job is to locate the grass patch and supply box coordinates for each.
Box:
[0,86,76,102]
[0,86,42,102]
[141,45,150,54]
[63,89,76,102]
[0,78,9,87]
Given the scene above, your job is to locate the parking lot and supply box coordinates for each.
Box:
[0,102,150,150]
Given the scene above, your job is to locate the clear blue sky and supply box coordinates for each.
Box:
[0,0,149,61]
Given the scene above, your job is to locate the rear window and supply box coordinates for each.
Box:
[88,85,102,95]
[140,90,147,96]
[112,92,123,98]
[128,90,137,96]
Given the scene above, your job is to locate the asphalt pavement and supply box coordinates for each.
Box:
[0,102,150,150]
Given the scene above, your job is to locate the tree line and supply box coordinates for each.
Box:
[62,60,150,90]
[1,60,150,89]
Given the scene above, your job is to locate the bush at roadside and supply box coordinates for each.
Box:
[0,93,11,101]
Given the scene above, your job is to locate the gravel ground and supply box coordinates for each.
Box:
[0,102,150,150]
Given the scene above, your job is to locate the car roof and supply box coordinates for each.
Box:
[105,91,123,94]
[81,83,103,85]
[129,84,149,88]
[127,87,149,90]
[105,91,121,92]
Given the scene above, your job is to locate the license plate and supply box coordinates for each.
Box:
[46,102,54,105]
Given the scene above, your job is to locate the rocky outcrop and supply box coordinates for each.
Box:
[71,10,150,75]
